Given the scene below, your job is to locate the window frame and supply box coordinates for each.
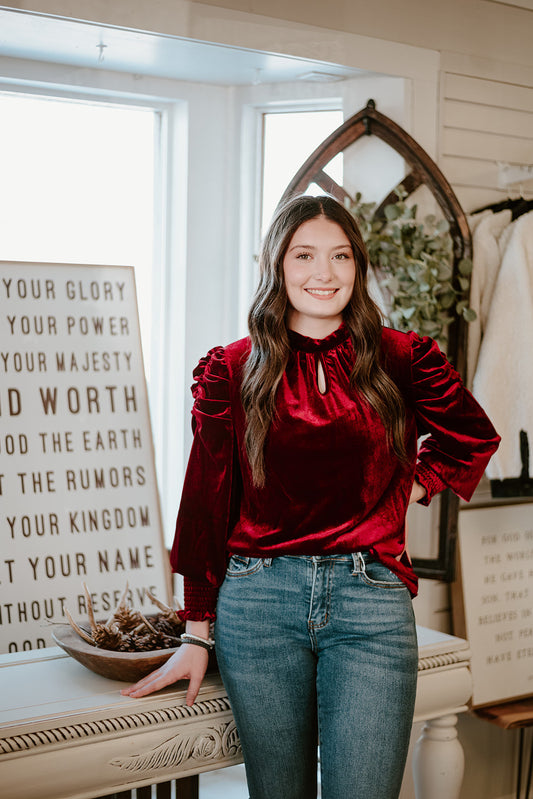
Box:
[259,100,345,236]
[0,79,183,544]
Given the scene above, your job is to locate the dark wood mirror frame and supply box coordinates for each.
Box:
[281,99,472,581]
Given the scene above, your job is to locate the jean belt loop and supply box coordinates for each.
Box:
[263,557,273,568]
[350,552,364,575]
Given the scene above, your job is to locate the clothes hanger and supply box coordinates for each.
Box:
[472,165,533,218]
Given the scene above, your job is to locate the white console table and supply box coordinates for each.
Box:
[0,626,471,799]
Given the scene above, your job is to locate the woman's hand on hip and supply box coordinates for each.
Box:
[120,643,209,705]
[409,479,427,505]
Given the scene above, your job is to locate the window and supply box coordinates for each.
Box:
[261,108,344,235]
[0,92,158,381]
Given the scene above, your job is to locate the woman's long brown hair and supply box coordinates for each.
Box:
[242,194,406,487]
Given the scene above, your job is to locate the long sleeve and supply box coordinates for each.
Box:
[170,347,236,620]
[409,333,500,504]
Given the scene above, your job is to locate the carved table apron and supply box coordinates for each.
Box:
[0,626,472,799]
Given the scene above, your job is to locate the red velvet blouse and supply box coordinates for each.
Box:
[171,325,500,620]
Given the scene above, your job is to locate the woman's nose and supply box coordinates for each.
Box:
[313,257,333,280]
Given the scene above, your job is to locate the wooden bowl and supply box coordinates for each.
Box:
[52,624,179,683]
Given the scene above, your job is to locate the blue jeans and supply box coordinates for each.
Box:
[215,553,418,799]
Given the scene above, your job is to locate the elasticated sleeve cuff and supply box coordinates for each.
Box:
[415,461,448,505]
[176,577,218,622]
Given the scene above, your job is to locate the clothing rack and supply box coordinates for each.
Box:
[470,188,533,497]
[472,162,533,219]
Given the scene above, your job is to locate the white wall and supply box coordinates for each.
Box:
[440,56,533,211]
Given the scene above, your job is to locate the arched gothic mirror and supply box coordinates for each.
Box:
[281,100,473,581]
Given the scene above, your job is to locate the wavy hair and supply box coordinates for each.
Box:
[241,194,406,486]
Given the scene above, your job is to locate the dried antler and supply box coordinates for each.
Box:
[65,608,95,646]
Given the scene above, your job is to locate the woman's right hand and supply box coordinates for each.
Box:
[120,643,209,705]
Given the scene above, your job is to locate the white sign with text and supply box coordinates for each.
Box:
[0,262,171,654]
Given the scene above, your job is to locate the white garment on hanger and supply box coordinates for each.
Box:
[473,210,533,480]
[467,208,492,235]
[466,209,512,389]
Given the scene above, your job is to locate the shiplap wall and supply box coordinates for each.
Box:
[437,57,532,799]
[440,69,533,213]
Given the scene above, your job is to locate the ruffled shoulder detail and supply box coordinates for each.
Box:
[190,346,232,429]
[407,331,461,395]
[408,329,445,361]
[192,346,230,401]
[380,327,458,395]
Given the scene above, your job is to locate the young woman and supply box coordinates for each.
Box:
[122,194,499,798]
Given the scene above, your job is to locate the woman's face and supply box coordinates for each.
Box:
[282,215,356,338]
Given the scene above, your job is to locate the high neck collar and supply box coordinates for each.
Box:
[287,323,350,353]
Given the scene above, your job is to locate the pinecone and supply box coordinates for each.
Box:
[93,626,128,650]
[153,615,184,637]
[112,607,143,633]
[131,634,158,651]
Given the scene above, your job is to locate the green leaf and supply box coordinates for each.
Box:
[439,292,455,310]
[458,257,473,276]
[462,307,477,322]
[384,204,401,221]
[420,319,439,333]
[437,262,453,280]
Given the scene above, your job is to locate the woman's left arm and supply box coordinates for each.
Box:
[408,333,500,505]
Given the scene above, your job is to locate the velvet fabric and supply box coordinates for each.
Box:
[171,324,500,620]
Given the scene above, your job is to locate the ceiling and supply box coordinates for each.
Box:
[0,7,364,85]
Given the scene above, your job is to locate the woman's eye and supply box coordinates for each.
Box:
[334,252,350,260]
[296,252,311,260]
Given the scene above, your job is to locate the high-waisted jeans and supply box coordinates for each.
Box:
[215,552,418,799]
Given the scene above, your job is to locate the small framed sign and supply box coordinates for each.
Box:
[453,503,533,707]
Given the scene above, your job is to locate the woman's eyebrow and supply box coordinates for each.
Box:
[288,243,351,251]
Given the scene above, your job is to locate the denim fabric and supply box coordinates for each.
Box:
[215,553,418,799]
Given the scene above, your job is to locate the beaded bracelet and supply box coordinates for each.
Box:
[180,632,215,651]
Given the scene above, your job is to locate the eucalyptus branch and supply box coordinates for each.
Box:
[348,187,475,346]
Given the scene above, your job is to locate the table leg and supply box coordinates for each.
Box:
[412,714,465,799]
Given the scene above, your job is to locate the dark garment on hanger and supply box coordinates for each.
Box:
[509,197,533,220]
[472,197,533,221]
[491,430,533,497]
